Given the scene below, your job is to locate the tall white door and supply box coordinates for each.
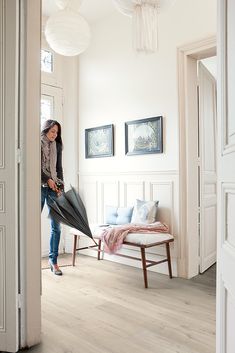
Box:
[41,84,64,257]
[0,1,19,351]
[198,62,217,273]
[217,0,235,352]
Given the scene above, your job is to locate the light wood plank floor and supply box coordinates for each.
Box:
[30,255,216,353]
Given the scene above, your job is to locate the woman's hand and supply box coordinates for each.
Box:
[56,189,63,197]
[47,179,57,191]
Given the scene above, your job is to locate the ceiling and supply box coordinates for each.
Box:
[42,0,116,22]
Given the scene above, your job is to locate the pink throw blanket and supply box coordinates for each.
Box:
[101,222,169,254]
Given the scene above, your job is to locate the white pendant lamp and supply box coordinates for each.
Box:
[113,0,176,53]
[45,1,90,57]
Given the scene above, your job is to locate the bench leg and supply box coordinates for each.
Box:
[141,247,148,288]
[166,242,173,278]
[97,239,102,260]
[72,234,78,266]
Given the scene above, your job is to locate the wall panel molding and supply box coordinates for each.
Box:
[79,170,178,177]
[123,181,145,206]
[0,182,5,213]
[100,181,120,222]
[223,183,235,248]
[79,171,178,275]
[223,0,235,154]
[0,226,6,332]
[82,181,99,223]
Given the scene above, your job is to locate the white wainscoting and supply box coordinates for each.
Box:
[65,171,179,276]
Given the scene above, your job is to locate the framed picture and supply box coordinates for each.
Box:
[125,116,163,155]
[85,124,114,158]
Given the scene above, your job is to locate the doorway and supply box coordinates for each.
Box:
[178,37,217,279]
[40,83,64,259]
[198,57,217,274]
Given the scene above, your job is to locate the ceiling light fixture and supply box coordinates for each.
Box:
[113,0,176,53]
[45,0,90,57]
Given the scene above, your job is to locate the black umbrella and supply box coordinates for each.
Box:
[49,186,97,245]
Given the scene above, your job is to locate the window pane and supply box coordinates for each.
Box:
[41,49,53,73]
[41,95,54,127]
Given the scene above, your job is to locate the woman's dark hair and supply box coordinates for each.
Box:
[41,120,62,145]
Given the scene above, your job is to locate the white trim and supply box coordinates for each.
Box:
[0,182,5,212]
[221,1,235,156]
[19,0,41,348]
[0,226,6,332]
[0,0,4,169]
[178,36,216,278]
[78,170,178,177]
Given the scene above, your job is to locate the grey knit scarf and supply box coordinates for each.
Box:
[41,134,58,182]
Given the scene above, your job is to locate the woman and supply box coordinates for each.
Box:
[41,119,64,276]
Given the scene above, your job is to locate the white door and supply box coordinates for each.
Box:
[0,1,19,351]
[41,84,64,257]
[198,62,217,273]
[217,1,235,352]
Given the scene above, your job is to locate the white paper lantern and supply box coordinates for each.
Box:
[55,0,84,12]
[45,9,91,56]
[68,0,84,11]
[55,0,69,10]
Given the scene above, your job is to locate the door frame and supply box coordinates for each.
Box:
[18,0,41,348]
[177,36,216,278]
[41,84,64,258]
[198,62,217,273]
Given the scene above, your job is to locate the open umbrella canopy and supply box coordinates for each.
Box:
[49,186,94,241]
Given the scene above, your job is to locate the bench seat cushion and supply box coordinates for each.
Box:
[124,232,173,245]
[70,226,173,246]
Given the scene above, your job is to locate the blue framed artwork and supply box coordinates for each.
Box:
[125,116,163,155]
[85,124,114,158]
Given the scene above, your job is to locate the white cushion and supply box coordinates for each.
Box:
[70,226,173,245]
[69,228,83,236]
[125,232,173,245]
[131,199,159,224]
[69,225,106,239]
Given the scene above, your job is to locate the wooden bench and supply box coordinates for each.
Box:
[70,226,174,288]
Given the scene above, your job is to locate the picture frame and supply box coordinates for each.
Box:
[85,124,114,158]
[125,116,163,155]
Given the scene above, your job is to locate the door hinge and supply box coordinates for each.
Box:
[18,294,22,308]
[17,148,22,164]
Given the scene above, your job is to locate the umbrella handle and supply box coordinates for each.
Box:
[92,238,98,246]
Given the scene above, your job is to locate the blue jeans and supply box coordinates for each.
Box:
[41,186,61,265]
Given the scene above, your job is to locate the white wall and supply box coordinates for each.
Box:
[78,0,216,173]
[77,0,216,276]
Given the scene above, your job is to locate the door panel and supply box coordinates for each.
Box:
[217,0,235,352]
[227,0,235,147]
[198,62,217,272]
[0,0,19,351]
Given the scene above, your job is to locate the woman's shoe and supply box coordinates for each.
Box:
[49,262,63,276]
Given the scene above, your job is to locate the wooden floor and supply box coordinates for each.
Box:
[30,255,216,353]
